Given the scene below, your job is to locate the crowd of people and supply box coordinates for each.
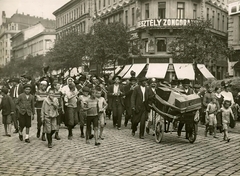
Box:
[0,70,238,148]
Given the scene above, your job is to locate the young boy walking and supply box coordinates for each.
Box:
[96,88,107,140]
[16,84,35,143]
[41,89,59,148]
[0,87,15,137]
[84,89,100,146]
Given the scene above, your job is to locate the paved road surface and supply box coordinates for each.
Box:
[0,116,240,176]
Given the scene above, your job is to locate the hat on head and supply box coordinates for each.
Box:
[170,80,178,85]
[9,78,19,83]
[25,75,32,81]
[182,79,190,85]
[82,86,90,92]
[23,84,32,89]
[149,78,157,84]
[112,75,122,81]
[40,81,48,85]
[79,75,86,81]
[129,76,137,82]
[194,84,201,89]
[1,87,8,94]
[130,70,136,77]
[139,77,148,82]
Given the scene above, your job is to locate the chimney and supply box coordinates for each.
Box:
[2,11,6,23]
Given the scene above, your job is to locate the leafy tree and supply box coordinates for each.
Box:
[86,21,130,75]
[47,31,87,70]
[169,20,233,64]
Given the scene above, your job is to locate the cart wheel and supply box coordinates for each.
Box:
[155,121,164,143]
[188,123,197,143]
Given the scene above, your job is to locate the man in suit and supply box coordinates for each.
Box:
[9,78,20,133]
[178,79,193,138]
[124,76,138,127]
[108,75,125,129]
[131,77,155,139]
[16,84,35,143]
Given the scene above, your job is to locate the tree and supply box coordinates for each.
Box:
[47,31,87,70]
[86,21,130,75]
[169,20,233,64]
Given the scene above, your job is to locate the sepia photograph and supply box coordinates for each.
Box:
[0,0,240,175]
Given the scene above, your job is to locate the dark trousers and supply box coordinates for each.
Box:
[132,103,147,137]
[112,101,124,127]
[124,108,132,125]
[12,109,19,130]
[178,123,190,138]
[37,109,42,130]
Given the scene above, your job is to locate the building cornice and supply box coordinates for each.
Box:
[205,0,228,13]
[56,13,90,32]
[0,31,20,39]
[53,0,80,16]
[12,31,55,50]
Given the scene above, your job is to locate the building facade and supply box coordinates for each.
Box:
[53,0,94,39]
[53,0,228,80]
[11,22,56,60]
[0,11,56,67]
[228,0,240,76]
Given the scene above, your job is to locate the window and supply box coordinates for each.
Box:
[207,8,209,20]
[83,3,85,13]
[81,5,82,15]
[104,0,105,7]
[157,39,166,52]
[222,15,224,31]
[212,10,215,28]
[132,8,135,26]
[108,0,110,5]
[144,40,148,53]
[177,2,185,19]
[158,2,166,19]
[193,4,197,19]
[125,10,128,26]
[119,12,122,22]
[99,0,101,10]
[217,13,220,30]
[145,3,149,19]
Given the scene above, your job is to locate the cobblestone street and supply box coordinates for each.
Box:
[0,116,240,176]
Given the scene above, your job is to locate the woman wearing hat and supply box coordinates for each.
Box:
[108,75,125,129]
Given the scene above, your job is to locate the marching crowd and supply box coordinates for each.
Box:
[0,70,239,148]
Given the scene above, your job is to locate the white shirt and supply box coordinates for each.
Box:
[140,86,146,102]
[220,91,234,105]
[113,84,119,94]
[13,84,19,98]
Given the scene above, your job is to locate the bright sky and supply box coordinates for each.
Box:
[0,0,70,24]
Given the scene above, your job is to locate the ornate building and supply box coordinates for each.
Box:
[54,0,229,80]
[0,11,55,67]
[228,0,240,77]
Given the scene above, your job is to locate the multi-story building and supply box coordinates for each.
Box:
[11,22,56,60]
[53,0,228,80]
[53,0,93,39]
[0,11,55,67]
[228,0,240,76]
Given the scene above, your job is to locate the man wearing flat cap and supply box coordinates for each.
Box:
[108,75,125,129]
[124,76,138,127]
[131,77,155,139]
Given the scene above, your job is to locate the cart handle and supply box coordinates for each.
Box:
[150,104,179,120]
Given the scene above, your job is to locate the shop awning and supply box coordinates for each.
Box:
[123,64,146,79]
[145,63,169,79]
[197,64,215,79]
[173,64,195,80]
[114,66,122,75]
[117,65,132,77]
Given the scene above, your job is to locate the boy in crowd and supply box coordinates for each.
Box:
[96,87,108,140]
[16,84,35,143]
[0,87,15,137]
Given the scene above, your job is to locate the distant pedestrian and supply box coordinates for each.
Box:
[84,89,100,146]
[96,87,107,140]
[220,100,234,142]
[0,87,15,137]
[41,89,59,148]
[16,84,35,143]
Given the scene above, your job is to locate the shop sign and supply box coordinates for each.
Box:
[137,19,193,28]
